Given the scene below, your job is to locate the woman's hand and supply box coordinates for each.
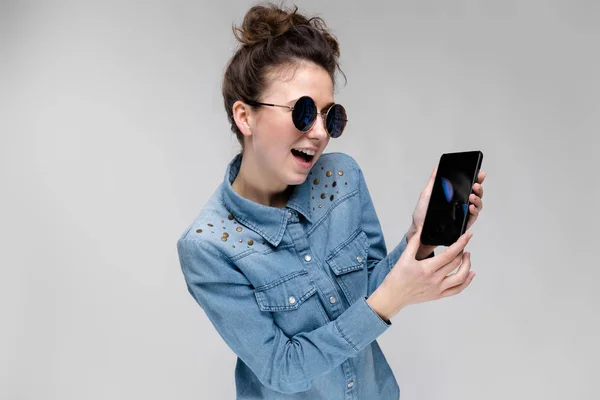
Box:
[407,165,487,259]
[367,225,475,320]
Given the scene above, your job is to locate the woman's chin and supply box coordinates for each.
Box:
[286,172,309,185]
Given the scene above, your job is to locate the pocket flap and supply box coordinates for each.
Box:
[254,270,317,312]
[326,231,369,275]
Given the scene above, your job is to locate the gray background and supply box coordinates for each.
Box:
[2,0,598,399]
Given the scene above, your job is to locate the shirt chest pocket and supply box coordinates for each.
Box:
[254,270,317,311]
[253,270,324,336]
[326,230,369,305]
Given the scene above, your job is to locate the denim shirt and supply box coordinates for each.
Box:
[177,152,419,399]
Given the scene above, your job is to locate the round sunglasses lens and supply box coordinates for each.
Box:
[326,104,347,138]
[292,96,317,132]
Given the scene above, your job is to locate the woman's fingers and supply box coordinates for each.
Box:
[469,204,480,218]
[476,170,486,188]
[469,193,483,210]
[439,270,475,298]
[439,252,472,292]
[437,249,465,277]
[429,231,472,273]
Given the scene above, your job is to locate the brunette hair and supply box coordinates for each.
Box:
[221,2,345,149]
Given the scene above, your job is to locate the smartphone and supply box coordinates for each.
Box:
[421,151,484,246]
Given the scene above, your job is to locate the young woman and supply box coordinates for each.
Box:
[177,3,486,399]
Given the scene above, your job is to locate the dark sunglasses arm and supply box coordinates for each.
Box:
[245,100,293,111]
[247,100,346,117]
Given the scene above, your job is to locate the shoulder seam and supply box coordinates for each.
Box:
[178,236,235,265]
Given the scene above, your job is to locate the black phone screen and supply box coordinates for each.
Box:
[421,151,483,246]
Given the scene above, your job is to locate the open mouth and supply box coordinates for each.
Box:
[291,148,315,164]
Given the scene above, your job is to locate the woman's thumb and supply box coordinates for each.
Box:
[408,225,423,255]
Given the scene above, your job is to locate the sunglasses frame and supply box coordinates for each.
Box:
[244,96,348,138]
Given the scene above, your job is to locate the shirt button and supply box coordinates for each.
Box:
[288,296,296,305]
[329,296,336,304]
[356,256,363,263]
[347,381,354,388]
[287,213,292,219]
[304,254,312,262]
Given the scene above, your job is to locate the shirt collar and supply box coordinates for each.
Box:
[221,153,313,247]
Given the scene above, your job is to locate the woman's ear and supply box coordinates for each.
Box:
[232,101,253,138]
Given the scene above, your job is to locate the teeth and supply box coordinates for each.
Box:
[293,148,316,156]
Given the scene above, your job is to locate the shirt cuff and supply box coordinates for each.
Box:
[334,296,391,352]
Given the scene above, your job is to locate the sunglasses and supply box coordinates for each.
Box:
[245,96,348,138]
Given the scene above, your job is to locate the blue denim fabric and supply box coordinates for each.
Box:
[177,152,413,399]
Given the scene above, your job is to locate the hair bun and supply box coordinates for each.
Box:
[233,4,310,46]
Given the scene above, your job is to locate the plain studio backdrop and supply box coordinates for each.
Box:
[1,0,598,399]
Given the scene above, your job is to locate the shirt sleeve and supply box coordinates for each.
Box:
[357,166,412,297]
[177,237,391,394]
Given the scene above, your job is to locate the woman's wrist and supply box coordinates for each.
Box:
[366,285,402,321]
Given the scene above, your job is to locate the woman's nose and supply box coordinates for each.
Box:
[305,113,329,140]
